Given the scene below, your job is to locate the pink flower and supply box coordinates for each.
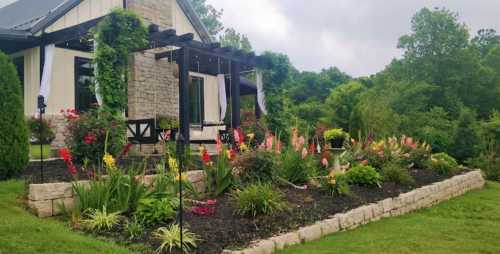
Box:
[191,206,215,216]
[301,147,308,159]
[206,199,217,206]
[83,133,97,145]
[322,158,329,168]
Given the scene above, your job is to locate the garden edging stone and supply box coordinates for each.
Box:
[222,170,485,254]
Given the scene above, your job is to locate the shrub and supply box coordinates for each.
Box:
[319,171,350,195]
[26,117,55,144]
[345,165,381,186]
[0,51,29,179]
[427,153,459,176]
[134,197,179,226]
[153,224,198,253]
[324,128,348,140]
[233,183,286,217]
[63,107,126,166]
[381,162,414,185]
[83,207,120,231]
[234,151,275,183]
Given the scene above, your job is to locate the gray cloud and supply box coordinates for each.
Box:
[207,0,500,77]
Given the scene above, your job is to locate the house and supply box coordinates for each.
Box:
[0,0,264,152]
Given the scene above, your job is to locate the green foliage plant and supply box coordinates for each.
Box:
[154,224,199,253]
[233,183,286,217]
[124,217,144,240]
[134,197,179,226]
[0,51,29,180]
[277,146,314,184]
[234,151,275,184]
[345,165,381,186]
[205,147,234,196]
[427,153,459,176]
[156,115,179,130]
[94,9,148,113]
[319,172,350,196]
[324,128,348,140]
[381,162,415,185]
[83,207,120,232]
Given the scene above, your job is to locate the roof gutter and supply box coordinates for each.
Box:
[29,0,82,34]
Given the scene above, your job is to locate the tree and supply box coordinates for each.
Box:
[321,80,366,131]
[188,0,224,36]
[0,51,29,180]
[472,29,500,57]
[219,28,252,52]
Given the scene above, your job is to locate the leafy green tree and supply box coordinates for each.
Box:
[188,0,224,36]
[472,29,500,57]
[219,28,252,52]
[0,51,29,179]
[321,80,366,131]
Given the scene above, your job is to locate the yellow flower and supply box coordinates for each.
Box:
[168,157,179,171]
[103,153,115,168]
[175,172,187,182]
[247,133,255,141]
[226,150,231,159]
[239,143,248,152]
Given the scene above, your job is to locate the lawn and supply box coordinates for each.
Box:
[279,181,500,254]
[0,180,134,254]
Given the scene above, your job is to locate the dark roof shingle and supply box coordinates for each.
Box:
[0,0,69,30]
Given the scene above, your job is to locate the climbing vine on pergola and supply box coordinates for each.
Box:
[94,9,148,113]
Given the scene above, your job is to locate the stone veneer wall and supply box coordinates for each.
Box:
[45,114,66,149]
[223,170,486,254]
[127,0,179,121]
[28,170,207,218]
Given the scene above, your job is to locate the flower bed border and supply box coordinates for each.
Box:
[222,170,485,254]
[27,170,207,217]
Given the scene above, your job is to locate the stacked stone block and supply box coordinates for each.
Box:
[28,170,207,217]
[224,170,485,254]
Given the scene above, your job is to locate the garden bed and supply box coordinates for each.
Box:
[77,168,467,254]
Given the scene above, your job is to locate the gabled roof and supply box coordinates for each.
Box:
[0,0,212,42]
[0,0,80,33]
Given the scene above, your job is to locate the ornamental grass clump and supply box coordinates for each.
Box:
[345,165,381,186]
[381,162,415,185]
[83,207,121,232]
[233,183,287,217]
[154,224,199,253]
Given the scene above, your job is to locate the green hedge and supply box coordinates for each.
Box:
[0,51,29,179]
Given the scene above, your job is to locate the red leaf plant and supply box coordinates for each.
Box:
[191,199,217,216]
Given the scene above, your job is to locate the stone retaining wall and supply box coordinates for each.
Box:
[27,170,207,218]
[223,170,485,254]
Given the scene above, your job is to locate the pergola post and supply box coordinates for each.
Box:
[254,94,261,119]
[178,47,190,142]
[231,60,241,128]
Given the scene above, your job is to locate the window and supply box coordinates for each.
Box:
[12,57,24,97]
[75,57,97,112]
[189,75,204,125]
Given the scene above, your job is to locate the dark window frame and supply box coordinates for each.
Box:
[189,75,205,126]
[74,56,97,112]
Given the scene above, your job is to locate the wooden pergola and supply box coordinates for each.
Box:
[0,17,264,144]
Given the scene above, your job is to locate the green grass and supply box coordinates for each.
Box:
[29,144,52,160]
[279,181,500,254]
[0,180,134,254]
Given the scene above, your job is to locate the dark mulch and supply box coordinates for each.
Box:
[182,168,454,254]
[22,156,163,184]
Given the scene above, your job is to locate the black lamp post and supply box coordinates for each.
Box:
[37,95,46,183]
[176,133,185,253]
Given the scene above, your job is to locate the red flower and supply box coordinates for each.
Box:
[229,148,237,159]
[191,206,215,216]
[206,199,217,206]
[118,143,133,159]
[309,143,316,155]
[59,148,77,175]
[201,149,211,164]
[215,135,223,154]
[83,133,97,145]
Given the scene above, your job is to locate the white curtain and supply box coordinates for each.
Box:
[256,71,267,114]
[217,74,227,122]
[93,39,103,105]
[39,44,55,105]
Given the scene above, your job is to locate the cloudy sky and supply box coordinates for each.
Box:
[206,0,500,77]
[1,0,498,76]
